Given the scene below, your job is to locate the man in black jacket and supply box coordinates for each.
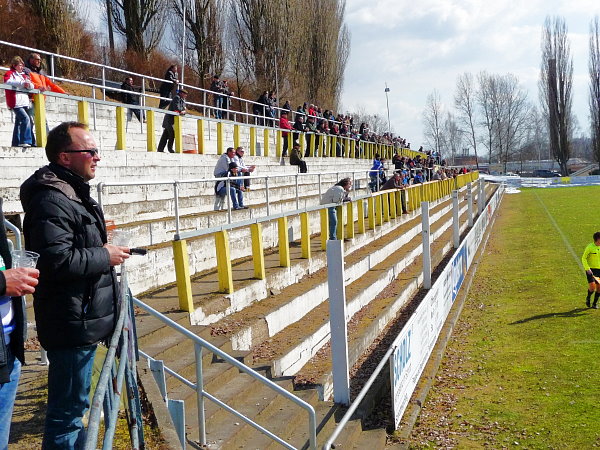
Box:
[157,89,188,153]
[0,198,39,448]
[121,76,144,125]
[20,122,130,449]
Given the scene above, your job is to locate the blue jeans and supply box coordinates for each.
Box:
[0,346,21,449]
[214,96,223,119]
[328,207,338,240]
[43,345,97,450]
[12,107,32,147]
[217,185,244,209]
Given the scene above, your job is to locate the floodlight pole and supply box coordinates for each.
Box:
[181,2,186,87]
[384,83,391,135]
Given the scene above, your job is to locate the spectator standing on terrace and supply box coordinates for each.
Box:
[157,89,188,153]
[19,122,130,448]
[280,111,293,157]
[159,64,179,109]
[381,171,404,190]
[369,154,384,192]
[267,92,278,126]
[320,178,352,240]
[121,76,145,125]
[221,80,234,120]
[24,52,66,143]
[0,198,39,449]
[582,232,600,308]
[24,53,66,96]
[293,114,306,146]
[210,75,224,119]
[214,162,247,210]
[233,146,255,189]
[214,147,236,177]
[305,116,318,156]
[290,143,308,173]
[4,56,34,148]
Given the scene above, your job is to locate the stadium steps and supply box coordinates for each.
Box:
[248,191,472,386]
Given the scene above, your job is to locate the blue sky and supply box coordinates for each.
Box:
[342,0,599,147]
[82,0,598,149]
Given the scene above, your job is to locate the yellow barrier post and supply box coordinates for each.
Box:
[332,135,338,157]
[320,208,329,250]
[233,124,240,148]
[215,230,234,293]
[346,201,355,239]
[299,132,305,153]
[174,115,183,153]
[33,93,47,147]
[263,128,270,156]
[287,133,293,155]
[383,192,390,222]
[318,134,324,157]
[197,119,204,154]
[116,106,126,150]
[217,122,224,155]
[310,133,316,157]
[250,223,266,279]
[357,199,365,234]
[375,195,383,226]
[389,191,397,219]
[368,196,376,230]
[276,130,282,157]
[172,239,194,312]
[249,127,256,156]
[146,110,156,152]
[278,217,291,267]
[300,212,311,259]
[336,205,344,240]
[77,100,89,127]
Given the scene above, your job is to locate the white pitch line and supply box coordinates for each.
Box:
[534,191,583,270]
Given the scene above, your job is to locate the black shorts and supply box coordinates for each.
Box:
[586,268,600,283]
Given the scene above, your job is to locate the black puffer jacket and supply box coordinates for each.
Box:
[20,163,117,350]
[0,198,26,383]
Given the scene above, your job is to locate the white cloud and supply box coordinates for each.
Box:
[342,0,600,148]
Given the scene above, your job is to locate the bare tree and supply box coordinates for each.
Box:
[302,0,350,108]
[590,16,600,170]
[423,89,444,157]
[539,16,574,175]
[442,112,463,165]
[105,0,167,59]
[171,0,225,90]
[476,71,496,163]
[455,72,479,168]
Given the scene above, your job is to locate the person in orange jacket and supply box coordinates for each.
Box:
[24,53,66,95]
[24,53,66,144]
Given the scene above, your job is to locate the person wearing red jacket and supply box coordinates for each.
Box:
[3,56,34,147]
[279,111,293,157]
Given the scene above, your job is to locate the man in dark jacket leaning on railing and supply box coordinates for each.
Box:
[19,122,130,449]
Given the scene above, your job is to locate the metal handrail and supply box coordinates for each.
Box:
[0,39,339,129]
[322,177,484,449]
[84,263,144,449]
[132,296,318,450]
[0,39,424,149]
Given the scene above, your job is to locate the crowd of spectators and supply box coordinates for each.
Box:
[368,151,470,193]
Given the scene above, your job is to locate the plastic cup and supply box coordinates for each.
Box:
[11,250,40,268]
[111,230,131,247]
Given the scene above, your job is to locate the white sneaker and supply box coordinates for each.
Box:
[20,144,31,148]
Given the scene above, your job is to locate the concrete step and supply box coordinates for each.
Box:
[216,382,319,449]
[248,195,471,381]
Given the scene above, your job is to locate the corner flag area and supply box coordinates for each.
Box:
[406,185,600,447]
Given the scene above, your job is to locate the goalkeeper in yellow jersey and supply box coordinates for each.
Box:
[582,231,600,308]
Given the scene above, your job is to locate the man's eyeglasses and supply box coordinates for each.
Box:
[63,149,100,157]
